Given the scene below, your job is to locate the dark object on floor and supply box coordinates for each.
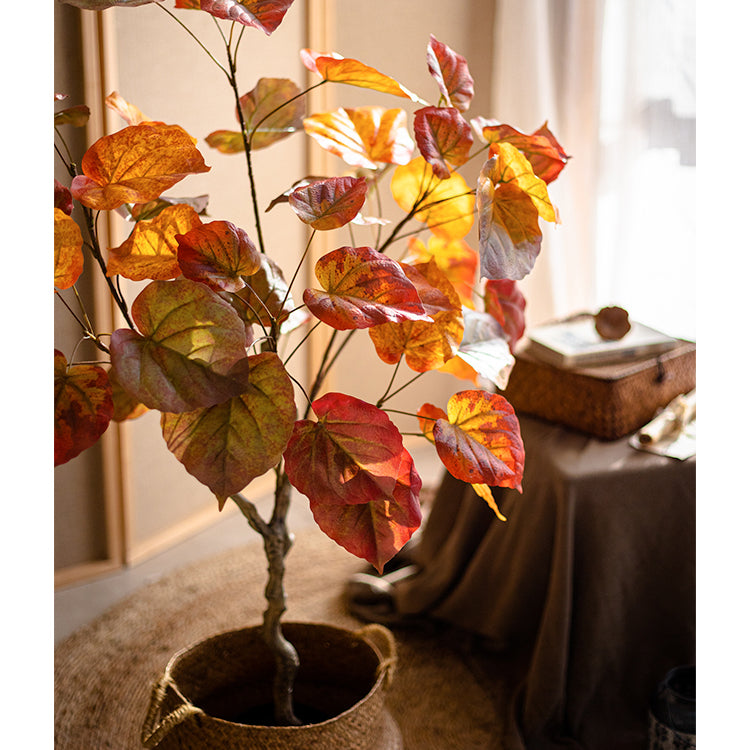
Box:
[648,665,696,749]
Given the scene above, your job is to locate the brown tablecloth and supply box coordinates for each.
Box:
[394,415,696,749]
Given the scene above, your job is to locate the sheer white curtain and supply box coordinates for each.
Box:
[492,0,696,340]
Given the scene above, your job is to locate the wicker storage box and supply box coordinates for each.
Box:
[503,340,696,440]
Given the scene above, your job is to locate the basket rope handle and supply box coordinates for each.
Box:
[141,674,204,749]
[356,623,398,690]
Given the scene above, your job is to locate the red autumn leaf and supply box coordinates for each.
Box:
[413,106,473,179]
[426,35,475,112]
[424,390,524,491]
[303,107,414,169]
[108,368,148,422]
[55,179,73,215]
[107,203,203,281]
[283,392,405,506]
[309,444,422,572]
[476,120,570,184]
[70,123,210,211]
[176,220,262,292]
[403,235,478,309]
[369,260,464,372]
[303,246,431,330]
[110,279,250,413]
[54,208,84,289]
[192,0,295,34]
[484,279,526,353]
[301,49,425,103]
[54,350,114,466]
[162,352,296,508]
[289,176,367,230]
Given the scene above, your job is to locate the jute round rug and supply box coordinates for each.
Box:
[55,529,508,749]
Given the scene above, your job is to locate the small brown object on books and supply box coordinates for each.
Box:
[594,306,631,340]
[504,340,696,440]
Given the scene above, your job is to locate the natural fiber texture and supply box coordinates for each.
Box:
[503,340,696,440]
[55,529,506,750]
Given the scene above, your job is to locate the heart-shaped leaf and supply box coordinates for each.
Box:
[54,208,84,289]
[283,393,405,506]
[54,104,90,128]
[289,176,367,230]
[474,119,570,184]
[391,156,474,240]
[309,444,422,572]
[420,390,524,490]
[484,279,526,353]
[107,203,203,281]
[176,220,262,292]
[477,144,556,280]
[110,279,250,413]
[402,235,478,309]
[369,260,464,372]
[241,78,305,148]
[303,246,431,330]
[162,352,296,507]
[192,0,295,34]
[54,350,114,466]
[71,123,210,211]
[303,106,414,169]
[426,35,475,112]
[413,106,473,179]
[301,49,426,103]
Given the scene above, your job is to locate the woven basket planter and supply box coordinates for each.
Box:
[141,622,402,750]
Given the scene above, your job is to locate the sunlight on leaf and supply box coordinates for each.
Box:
[193,0,296,34]
[413,106,473,179]
[107,203,203,281]
[71,123,210,211]
[289,176,368,230]
[453,308,516,390]
[426,35,475,112]
[105,91,149,125]
[54,208,84,289]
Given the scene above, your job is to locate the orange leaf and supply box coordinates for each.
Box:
[54,350,113,466]
[105,91,149,126]
[413,106,473,179]
[416,402,446,443]
[369,260,464,372]
[391,156,474,240]
[303,246,431,330]
[303,106,414,169]
[162,352,296,507]
[403,236,478,309]
[289,176,367,230]
[107,203,203,281]
[470,482,507,521]
[70,123,210,211]
[302,49,426,103]
[204,130,245,154]
[176,220,262,292]
[426,390,524,491]
[426,35,475,112]
[54,208,84,289]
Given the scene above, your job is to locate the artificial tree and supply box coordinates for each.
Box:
[54,0,568,727]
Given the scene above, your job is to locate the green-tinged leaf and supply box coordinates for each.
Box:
[391,156,474,240]
[484,279,526,352]
[303,106,414,169]
[193,0,296,34]
[309,445,422,572]
[54,208,84,289]
[289,176,367,230]
[177,220,262,292]
[413,106,473,179]
[303,246,431,330]
[426,35,475,112]
[107,203,203,281]
[369,259,464,372]
[301,49,426,103]
[241,78,305,149]
[54,350,114,466]
[54,104,90,128]
[425,389,524,490]
[110,279,250,413]
[162,352,296,507]
[283,393,405,505]
[70,123,210,211]
[204,130,246,154]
